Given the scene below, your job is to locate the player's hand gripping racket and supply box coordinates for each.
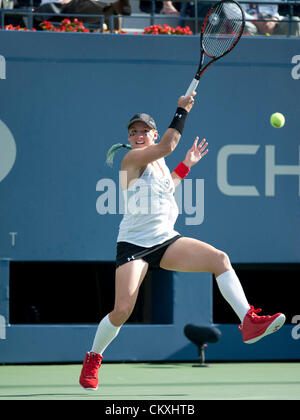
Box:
[185,0,245,96]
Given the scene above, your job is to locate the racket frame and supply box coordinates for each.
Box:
[185,0,245,96]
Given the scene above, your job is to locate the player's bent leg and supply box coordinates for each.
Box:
[110,259,149,326]
[160,236,285,343]
[160,237,249,321]
[79,259,149,390]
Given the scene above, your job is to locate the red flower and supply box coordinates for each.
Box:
[5,19,192,34]
[143,24,192,35]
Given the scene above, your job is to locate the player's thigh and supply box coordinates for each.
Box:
[114,259,149,308]
[159,237,231,275]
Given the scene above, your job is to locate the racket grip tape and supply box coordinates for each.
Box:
[185,79,199,96]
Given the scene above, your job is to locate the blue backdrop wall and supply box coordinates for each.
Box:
[0,31,299,363]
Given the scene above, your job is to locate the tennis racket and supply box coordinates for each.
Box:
[185,0,245,96]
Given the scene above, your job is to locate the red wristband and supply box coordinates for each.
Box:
[174,162,190,179]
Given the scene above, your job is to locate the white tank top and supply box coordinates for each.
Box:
[117,158,179,247]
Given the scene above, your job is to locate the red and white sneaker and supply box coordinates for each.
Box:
[239,306,286,344]
[79,351,103,390]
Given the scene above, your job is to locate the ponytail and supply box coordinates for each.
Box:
[106,143,132,167]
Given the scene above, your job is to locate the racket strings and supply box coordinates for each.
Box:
[202,3,244,58]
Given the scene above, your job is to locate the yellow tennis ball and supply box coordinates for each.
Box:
[270,112,285,128]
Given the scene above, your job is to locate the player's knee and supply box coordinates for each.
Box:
[215,250,231,276]
[112,303,134,324]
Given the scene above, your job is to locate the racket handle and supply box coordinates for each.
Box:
[185,79,199,96]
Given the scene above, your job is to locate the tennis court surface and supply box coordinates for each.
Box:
[0,362,299,400]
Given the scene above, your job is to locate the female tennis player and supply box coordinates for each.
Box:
[79,93,285,390]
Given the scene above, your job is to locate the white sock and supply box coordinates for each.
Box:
[91,314,121,355]
[215,269,250,323]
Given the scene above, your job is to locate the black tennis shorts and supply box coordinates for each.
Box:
[116,235,182,270]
